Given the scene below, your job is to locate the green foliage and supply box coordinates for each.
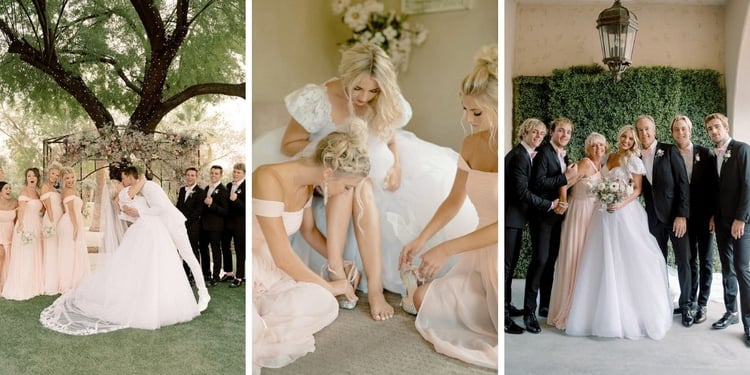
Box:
[0,0,245,131]
[511,65,725,278]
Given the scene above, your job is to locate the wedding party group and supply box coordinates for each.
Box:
[505,112,750,348]
[0,158,246,336]
[251,42,498,371]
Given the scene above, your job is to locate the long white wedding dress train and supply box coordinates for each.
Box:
[40,188,199,335]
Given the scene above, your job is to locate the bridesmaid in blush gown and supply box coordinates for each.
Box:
[41,162,64,295]
[57,167,90,292]
[547,133,606,329]
[2,168,44,300]
[566,125,672,340]
[253,119,367,373]
[399,45,499,369]
[0,181,18,290]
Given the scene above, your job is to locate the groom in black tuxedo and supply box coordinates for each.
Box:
[504,118,554,334]
[636,115,693,327]
[523,117,577,334]
[200,165,229,286]
[671,116,718,324]
[223,162,246,288]
[704,113,750,347]
[176,167,206,285]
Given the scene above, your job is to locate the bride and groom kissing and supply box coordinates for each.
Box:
[40,164,210,335]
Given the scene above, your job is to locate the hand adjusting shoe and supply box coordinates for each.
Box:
[524,313,541,334]
[505,317,524,334]
[694,306,707,324]
[507,304,524,317]
[681,307,694,327]
[711,312,739,329]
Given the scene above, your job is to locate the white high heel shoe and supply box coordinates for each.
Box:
[400,265,422,315]
[322,260,361,310]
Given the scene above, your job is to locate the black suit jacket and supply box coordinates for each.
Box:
[688,144,718,226]
[201,183,229,232]
[176,185,206,231]
[504,143,550,229]
[529,141,569,223]
[716,139,750,226]
[225,180,246,231]
[641,142,690,225]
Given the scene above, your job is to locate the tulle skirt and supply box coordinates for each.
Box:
[40,215,199,335]
[566,201,673,340]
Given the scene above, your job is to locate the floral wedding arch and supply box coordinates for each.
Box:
[43,126,202,233]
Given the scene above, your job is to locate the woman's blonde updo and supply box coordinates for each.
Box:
[314,117,371,178]
[45,161,63,178]
[60,166,76,180]
[615,125,640,168]
[461,44,498,141]
[339,42,403,140]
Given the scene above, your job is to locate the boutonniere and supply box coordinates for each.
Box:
[236,188,242,195]
[725,149,732,161]
[694,153,701,163]
[212,188,219,195]
[655,149,664,158]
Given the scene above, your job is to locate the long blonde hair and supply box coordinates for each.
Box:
[339,42,402,140]
[460,44,498,144]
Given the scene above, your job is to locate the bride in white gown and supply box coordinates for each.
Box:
[40,168,200,335]
[566,125,673,340]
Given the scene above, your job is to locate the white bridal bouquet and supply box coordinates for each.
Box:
[21,231,35,245]
[590,177,633,212]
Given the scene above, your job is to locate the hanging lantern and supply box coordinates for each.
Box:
[597,0,638,81]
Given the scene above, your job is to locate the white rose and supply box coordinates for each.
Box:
[344,4,370,32]
[383,26,398,41]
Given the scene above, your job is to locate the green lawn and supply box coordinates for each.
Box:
[0,284,245,375]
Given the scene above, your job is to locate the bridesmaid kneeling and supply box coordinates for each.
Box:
[252,118,367,372]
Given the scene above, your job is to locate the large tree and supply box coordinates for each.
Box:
[0,0,245,134]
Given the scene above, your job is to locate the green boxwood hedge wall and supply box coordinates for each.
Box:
[510,65,725,278]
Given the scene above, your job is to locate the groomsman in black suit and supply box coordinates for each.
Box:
[523,117,577,334]
[504,118,554,334]
[704,113,750,346]
[223,162,246,288]
[200,165,229,286]
[176,167,206,285]
[671,115,718,324]
[636,115,693,327]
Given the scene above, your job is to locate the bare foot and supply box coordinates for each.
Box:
[368,291,394,321]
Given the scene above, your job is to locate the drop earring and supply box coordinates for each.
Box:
[323,178,329,206]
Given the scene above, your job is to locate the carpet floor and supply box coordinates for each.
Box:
[262,291,496,375]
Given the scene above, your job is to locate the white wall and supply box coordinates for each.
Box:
[252,0,497,151]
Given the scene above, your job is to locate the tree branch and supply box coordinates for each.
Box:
[130,0,166,52]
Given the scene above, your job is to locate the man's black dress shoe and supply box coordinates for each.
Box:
[523,314,541,334]
[229,278,244,288]
[673,308,681,315]
[745,332,750,348]
[207,278,219,287]
[681,307,694,327]
[694,306,707,324]
[538,307,549,318]
[220,274,236,282]
[505,317,524,334]
[711,312,739,329]
[507,304,524,317]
